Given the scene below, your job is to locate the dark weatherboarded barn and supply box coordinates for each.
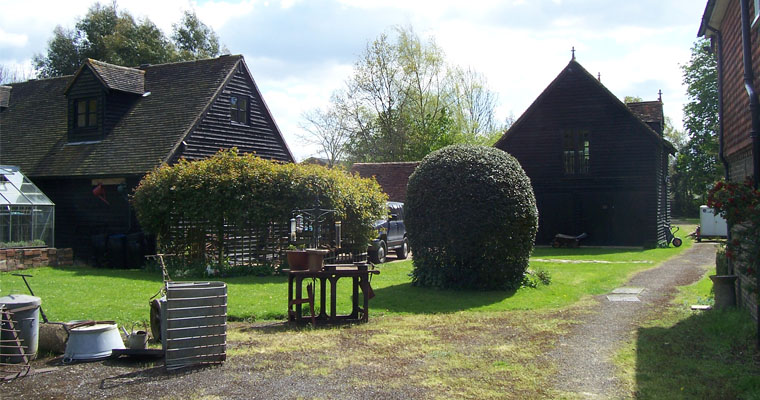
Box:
[0,56,293,261]
[494,59,675,247]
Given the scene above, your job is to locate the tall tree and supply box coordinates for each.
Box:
[299,99,352,168]
[172,11,225,60]
[451,66,500,142]
[0,64,33,85]
[671,39,723,217]
[304,26,501,163]
[33,2,225,77]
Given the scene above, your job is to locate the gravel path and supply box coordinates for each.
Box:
[549,242,717,398]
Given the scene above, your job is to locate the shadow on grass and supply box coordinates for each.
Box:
[371,282,516,314]
[53,265,164,283]
[634,309,760,399]
[56,265,291,286]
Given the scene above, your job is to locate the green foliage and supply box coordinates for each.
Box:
[0,240,46,249]
[521,267,552,289]
[172,11,226,60]
[132,149,387,272]
[33,2,225,77]
[671,39,724,217]
[405,145,538,290]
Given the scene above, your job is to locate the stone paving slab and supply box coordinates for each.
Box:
[611,287,645,294]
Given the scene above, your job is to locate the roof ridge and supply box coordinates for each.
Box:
[136,54,243,69]
[87,58,145,74]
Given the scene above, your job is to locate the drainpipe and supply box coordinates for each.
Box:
[707,26,733,276]
[741,0,760,186]
[739,0,760,345]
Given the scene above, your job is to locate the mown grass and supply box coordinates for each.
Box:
[614,265,760,399]
[0,224,695,326]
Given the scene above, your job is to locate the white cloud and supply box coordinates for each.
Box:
[0,28,28,47]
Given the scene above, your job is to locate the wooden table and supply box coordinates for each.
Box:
[287,264,379,324]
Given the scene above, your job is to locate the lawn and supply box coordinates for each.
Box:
[0,223,696,326]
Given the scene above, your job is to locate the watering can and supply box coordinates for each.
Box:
[121,324,148,350]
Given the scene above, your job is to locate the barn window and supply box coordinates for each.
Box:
[230,95,248,124]
[562,130,590,175]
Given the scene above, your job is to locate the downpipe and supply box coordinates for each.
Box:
[739,0,760,345]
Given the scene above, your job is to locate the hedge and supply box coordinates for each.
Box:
[405,145,538,290]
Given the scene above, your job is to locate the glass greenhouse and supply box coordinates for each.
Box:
[0,166,54,248]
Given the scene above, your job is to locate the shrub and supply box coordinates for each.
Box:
[405,145,538,290]
[132,149,387,272]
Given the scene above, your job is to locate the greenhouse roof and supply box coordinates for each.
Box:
[0,166,54,206]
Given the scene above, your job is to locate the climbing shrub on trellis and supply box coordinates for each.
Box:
[132,149,387,273]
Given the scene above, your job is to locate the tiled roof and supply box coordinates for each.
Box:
[351,162,419,202]
[627,101,663,124]
[0,55,243,177]
[87,59,146,94]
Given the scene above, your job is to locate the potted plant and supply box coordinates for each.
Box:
[286,244,309,271]
[710,245,737,309]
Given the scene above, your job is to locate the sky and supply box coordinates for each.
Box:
[0,0,708,161]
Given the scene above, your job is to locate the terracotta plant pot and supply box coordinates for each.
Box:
[286,250,309,270]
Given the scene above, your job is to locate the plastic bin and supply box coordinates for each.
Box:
[0,294,41,363]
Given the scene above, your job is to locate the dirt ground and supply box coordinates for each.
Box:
[1,313,568,400]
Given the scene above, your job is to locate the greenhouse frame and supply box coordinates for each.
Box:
[0,166,55,248]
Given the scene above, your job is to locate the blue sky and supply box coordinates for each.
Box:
[0,0,707,160]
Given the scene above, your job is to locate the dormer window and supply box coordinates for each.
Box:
[230,95,248,124]
[75,98,98,128]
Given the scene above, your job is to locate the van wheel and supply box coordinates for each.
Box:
[370,240,387,264]
[396,238,409,259]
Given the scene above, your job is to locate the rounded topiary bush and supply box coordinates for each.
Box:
[405,144,538,290]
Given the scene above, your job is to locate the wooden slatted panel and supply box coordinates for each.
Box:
[164,281,227,371]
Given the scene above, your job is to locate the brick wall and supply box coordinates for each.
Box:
[0,248,74,272]
[351,162,420,202]
[736,270,758,322]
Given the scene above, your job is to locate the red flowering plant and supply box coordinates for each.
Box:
[707,177,760,291]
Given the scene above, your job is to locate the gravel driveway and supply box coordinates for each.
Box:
[549,242,717,398]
